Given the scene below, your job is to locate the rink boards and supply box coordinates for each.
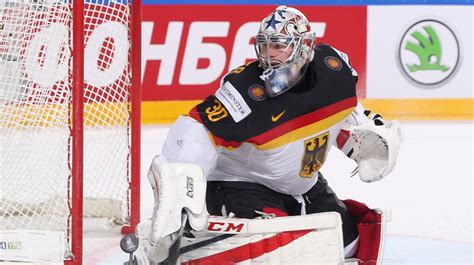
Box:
[138,1,473,121]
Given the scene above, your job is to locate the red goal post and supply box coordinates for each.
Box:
[0,0,141,264]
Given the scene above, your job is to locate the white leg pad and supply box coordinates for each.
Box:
[180,212,345,264]
[134,208,391,264]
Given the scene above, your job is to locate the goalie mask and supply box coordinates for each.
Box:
[254,6,316,97]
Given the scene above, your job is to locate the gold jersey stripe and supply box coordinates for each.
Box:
[255,107,354,150]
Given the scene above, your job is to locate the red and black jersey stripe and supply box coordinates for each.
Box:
[189,44,358,149]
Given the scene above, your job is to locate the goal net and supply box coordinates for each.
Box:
[0,0,140,263]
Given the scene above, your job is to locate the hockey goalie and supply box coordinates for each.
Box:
[124,5,402,264]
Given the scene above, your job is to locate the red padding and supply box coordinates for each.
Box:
[336,129,351,149]
[262,207,289,217]
[343,199,383,265]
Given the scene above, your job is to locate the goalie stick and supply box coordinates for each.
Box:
[179,233,235,256]
[158,215,235,264]
[158,213,188,265]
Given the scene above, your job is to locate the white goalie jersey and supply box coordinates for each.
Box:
[162,102,401,196]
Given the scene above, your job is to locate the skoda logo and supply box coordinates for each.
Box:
[399,19,460,86]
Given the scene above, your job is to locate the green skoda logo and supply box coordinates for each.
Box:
[399,20,459,86]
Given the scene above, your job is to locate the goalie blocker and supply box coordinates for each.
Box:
[128,157,390,264]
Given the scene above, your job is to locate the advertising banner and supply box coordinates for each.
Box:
[366,6,473,98]
[141,5,367,101]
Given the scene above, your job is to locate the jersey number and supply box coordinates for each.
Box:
[205,99,228,122]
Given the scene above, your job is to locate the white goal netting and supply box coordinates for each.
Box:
[0,0,136,257]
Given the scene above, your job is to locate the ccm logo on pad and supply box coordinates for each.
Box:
[208,221,245,233]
